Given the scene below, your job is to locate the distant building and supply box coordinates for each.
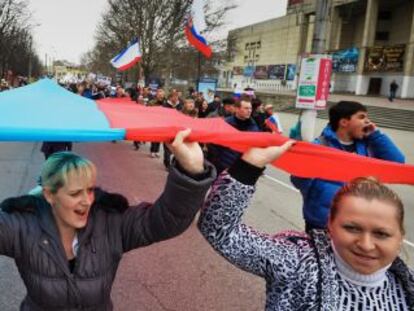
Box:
[224,0,414,98]
[54,61,87,83]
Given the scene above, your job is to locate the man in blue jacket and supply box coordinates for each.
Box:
[291,101,405,232]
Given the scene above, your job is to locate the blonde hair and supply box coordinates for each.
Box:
[330,177,405,234]
[40,152,96,194]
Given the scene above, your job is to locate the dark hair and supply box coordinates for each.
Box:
[329,101,367,131]
[330,177,405,234]
[251,97,262,110]
[234,94,252,108]
[222,97,235,106]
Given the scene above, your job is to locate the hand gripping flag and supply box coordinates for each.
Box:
[110,39,142,71]
[2,79,414,185]
[185,0,212,58]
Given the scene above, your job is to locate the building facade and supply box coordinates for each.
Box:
[224,0,414,98]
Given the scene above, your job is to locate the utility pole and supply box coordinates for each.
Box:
[28,37,32,81]
[197,51,202,79]
[300,0,331,142]
[44,53,48,76]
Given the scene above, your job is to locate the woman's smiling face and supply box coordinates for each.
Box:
[329,195,403,275]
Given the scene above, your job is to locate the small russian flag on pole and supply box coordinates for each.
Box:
[110,38,142,71]
[185,0,212,58]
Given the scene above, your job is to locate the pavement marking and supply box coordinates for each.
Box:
[263,174,299,193]
[263,174,414,249]
[404,239,414,248]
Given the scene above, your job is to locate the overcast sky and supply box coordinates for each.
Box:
[28,0,287,64]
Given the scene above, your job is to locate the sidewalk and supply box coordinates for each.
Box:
[328,93,414,111]
[218,88,414,111]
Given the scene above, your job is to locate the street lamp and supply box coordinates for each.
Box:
[28,36,33,81]
[28,23,41,81]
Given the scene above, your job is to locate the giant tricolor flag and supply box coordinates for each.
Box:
[110,39,142,71]
[185,0,212,58]
[1,79,414,185]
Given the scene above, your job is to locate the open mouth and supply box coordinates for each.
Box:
[74,209,88,217]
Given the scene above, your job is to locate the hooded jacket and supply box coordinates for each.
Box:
[0,163,215,310]
[290,125,405,228]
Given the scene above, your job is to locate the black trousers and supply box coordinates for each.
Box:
[163,143,172,168]
[150,142,160,153]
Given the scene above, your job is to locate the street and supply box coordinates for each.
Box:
[0,112,413,310]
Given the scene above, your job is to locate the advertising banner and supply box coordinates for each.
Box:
[232,66,243,75]
[286,64,296,80]
[243,65,255,77]
[268,65,286,80]
[254,66,269,79]
[296,55,332,110]
[365,45,405,72]
[383,45,405,72]
[331,47,359,73]
[197,78,217,103]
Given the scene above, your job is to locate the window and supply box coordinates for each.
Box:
[245,43,250,50]
[378,11,391,20]
[375,31,389,41]
[257,41,261,49]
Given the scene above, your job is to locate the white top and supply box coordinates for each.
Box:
[332,242,408,310]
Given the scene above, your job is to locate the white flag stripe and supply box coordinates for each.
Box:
[110,41,142,70]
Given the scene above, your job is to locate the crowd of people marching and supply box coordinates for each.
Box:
[0,77,412,310]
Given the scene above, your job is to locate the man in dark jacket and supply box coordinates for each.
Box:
[207,97,235,118]
[162,92,183,169]
[41,141,73,159]
[389,80,399,102]
[207,95,260,174]
[148,88,168,157]
[291,101,405,232]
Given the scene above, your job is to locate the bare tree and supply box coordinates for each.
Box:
[83,0,236,86]
[0,0,41,79]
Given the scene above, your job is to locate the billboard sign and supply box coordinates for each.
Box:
[296,55,332,110]
[383,45,405,72]
[286,64,296,80]
[268,65,286,80]
[254,66,269,79]
[331,47,359,73]
[197,78,217,103]
[365,45,405,72]
[232,66,243,75]
[243,65,255,77]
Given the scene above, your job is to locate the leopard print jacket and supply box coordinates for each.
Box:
[198,173,414,311]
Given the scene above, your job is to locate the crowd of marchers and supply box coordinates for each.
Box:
[0,77,412,311]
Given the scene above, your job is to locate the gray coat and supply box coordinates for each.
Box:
[0,163,215,310]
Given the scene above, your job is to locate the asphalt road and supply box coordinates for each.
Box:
[0,113,412,310]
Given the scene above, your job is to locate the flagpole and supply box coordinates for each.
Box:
[197,51,201,81]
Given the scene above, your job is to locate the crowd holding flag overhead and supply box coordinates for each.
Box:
[0,78,413,184]
[110,38,142,71]
[185,0,212,58]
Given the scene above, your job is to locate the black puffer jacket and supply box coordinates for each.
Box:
[0,163,215,310]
